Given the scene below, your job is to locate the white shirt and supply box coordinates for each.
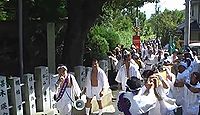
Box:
[115,63,142,91]
[174,70,190,105]
[182,82,200,115]
[85,67,109,96]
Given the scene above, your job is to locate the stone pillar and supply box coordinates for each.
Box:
[0,76,10,115]
[23,74,36,115]
[49,74,58,110]
[74,66,86,90]
[7,77,23,115]
[47,23,56,74]
[34,66,50,112]
[99,60,108,76]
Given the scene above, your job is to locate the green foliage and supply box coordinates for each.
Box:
[0,0,15,21]
[89,25,120,50]
[148,9,185,45]
[0,0,67,21]
[87,35,109,59]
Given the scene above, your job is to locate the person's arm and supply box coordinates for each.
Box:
[158,75,169,89]
[174,79,184,87]
[115,68,122,90]
[185,83,200,93]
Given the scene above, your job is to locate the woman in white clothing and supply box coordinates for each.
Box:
[54,65,81,115]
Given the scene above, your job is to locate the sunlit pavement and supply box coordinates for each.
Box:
[91,86,123,115]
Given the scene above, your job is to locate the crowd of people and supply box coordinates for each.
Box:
[53,38,200,115]
[108,39,200,115]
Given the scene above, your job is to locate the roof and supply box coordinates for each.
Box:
[177,20,200,32]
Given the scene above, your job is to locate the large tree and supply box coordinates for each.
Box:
[63,0,155,70]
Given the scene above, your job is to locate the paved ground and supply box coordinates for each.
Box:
[36,86,123,115]
[91,87,123,115]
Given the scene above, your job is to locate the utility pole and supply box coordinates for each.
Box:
[184,0,191,49]
[155,0,160,39]
[18,0,23,80]
[135,6,140,36]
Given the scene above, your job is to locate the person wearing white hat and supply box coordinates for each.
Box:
[54,65,81,115]
[174,61,190,106]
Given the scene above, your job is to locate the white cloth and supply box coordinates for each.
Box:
[174,70,190,105]
[117,86,157,115]
[85,67,109,100]
[108,56,118,71]
[165,73,176,98]
[155,85,177,115]
[144,55,156,70]
[56,74,81,115]
[115,63,142,91]
[182,82,200,115]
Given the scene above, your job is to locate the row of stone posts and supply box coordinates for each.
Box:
[0,60,109,115]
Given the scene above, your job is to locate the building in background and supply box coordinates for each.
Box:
[178,0,200,43]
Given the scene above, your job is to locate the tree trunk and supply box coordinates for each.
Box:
[63,0,104,71]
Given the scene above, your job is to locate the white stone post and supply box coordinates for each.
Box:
[23,74,36,115]
[0,76,10,115]
[7,77,24,115]
[49,74,58,110]
[99,60,108,76]
[74,66,86,90]
[34,66,50,112]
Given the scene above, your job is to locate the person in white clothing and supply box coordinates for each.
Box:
[83,58,109,115]
[182,72,200,115]
[115,51,142,91]
[54,65,81,115]
[174,61,190,106]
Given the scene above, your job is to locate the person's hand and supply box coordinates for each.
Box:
[53,94,57,101]
[75,96,79,100]
[145,81,154,90]
[157,75,163,81]
[99,90,103,97]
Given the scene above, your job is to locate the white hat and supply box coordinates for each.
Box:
[57,65,68,71]
[178,61,187,68]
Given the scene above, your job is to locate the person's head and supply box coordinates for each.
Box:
[126,77,142,91]
[123,50,132,62]
[178,62,187,73]
[192,50,197,56]
[148,49,153,55]
[190,72,200,85]
[92,58,99,69]
[184,52,192,60]
[164,52,169,59]
[157,49,163,56]
[57,64,68,79]
[172,49,178,56]
[185,58,192,67]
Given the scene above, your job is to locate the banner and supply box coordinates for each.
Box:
[132,35,140,49]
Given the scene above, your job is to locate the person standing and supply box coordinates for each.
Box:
[83,58,109,115]
[54,65,81,115]
[115,50,142,91]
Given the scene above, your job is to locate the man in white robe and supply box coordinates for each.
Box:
[54,65,81,115]
[115,51,142,91]
[83,58,109,115]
